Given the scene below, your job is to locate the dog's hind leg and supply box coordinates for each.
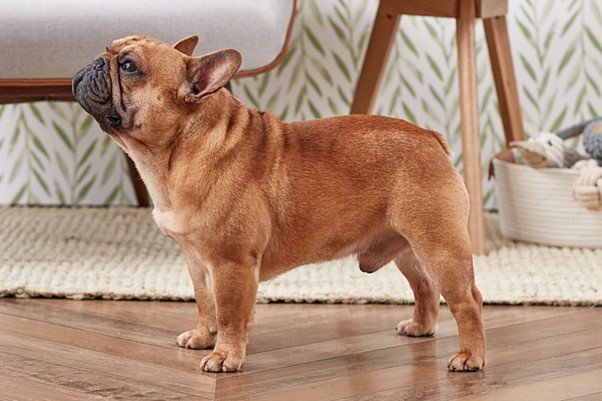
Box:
[394,245,440,337]
[393,215,486,371]
[390,173,486,371]
[356,233,440,336]
[412,233,485,371]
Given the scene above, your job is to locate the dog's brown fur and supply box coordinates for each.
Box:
[73,35,486,373]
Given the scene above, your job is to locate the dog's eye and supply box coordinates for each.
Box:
[120,61,137,73]
[547,140,553,146]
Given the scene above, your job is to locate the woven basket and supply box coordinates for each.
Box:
[493,159,602,248]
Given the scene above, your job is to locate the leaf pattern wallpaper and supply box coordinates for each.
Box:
[0,0,600,207]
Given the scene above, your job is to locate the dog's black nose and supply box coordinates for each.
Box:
[72,69,85,96]
[104,108,122,126]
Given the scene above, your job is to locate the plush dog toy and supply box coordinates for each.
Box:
[510,132,587,169]
[557,118,602,166]
[73,35,486,373]
[572,159,602,210]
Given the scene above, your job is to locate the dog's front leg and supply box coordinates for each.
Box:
[177,252,217,349]
[200,260,259,373]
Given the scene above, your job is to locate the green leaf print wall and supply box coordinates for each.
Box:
[0,0,600,207]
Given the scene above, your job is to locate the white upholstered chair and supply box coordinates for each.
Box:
[0,0,296,205]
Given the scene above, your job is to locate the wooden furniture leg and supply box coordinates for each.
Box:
[457,0,486,254]
[484,15,525,143]
[125,153,150,207]
[350,0,401,114]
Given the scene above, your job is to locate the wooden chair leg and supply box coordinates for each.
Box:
[484,15,525,144]
[125,153,150,207]
[350,1,400,114]
[457,0,486,255]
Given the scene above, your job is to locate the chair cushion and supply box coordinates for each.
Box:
[0,0,294,79]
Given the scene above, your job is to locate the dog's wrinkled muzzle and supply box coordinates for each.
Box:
[72,57,121,131]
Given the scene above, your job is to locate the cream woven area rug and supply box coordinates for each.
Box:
[0,207,600,305]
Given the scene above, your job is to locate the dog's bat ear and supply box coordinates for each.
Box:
[184,49,242,103]
[173,35,199,56]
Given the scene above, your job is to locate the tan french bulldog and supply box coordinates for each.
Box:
[73,35,486,373]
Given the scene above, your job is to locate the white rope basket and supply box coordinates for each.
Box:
[493,159,602,248]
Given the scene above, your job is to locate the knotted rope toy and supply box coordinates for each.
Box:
[572,159,602,211]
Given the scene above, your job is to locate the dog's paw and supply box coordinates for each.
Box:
[395,319,437,337]
[447,351,486,372]
[176,329,216,350]
[200,349,244,373]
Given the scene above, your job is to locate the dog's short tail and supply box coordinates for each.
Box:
[429,130,451,156]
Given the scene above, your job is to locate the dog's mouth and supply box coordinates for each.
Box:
[73,56,125,133]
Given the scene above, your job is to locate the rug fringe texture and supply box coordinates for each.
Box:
[0,207,600,305]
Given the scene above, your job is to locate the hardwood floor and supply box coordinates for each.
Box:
[0,299,600,400]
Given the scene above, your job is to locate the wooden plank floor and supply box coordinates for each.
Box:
[0,299,600,400]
